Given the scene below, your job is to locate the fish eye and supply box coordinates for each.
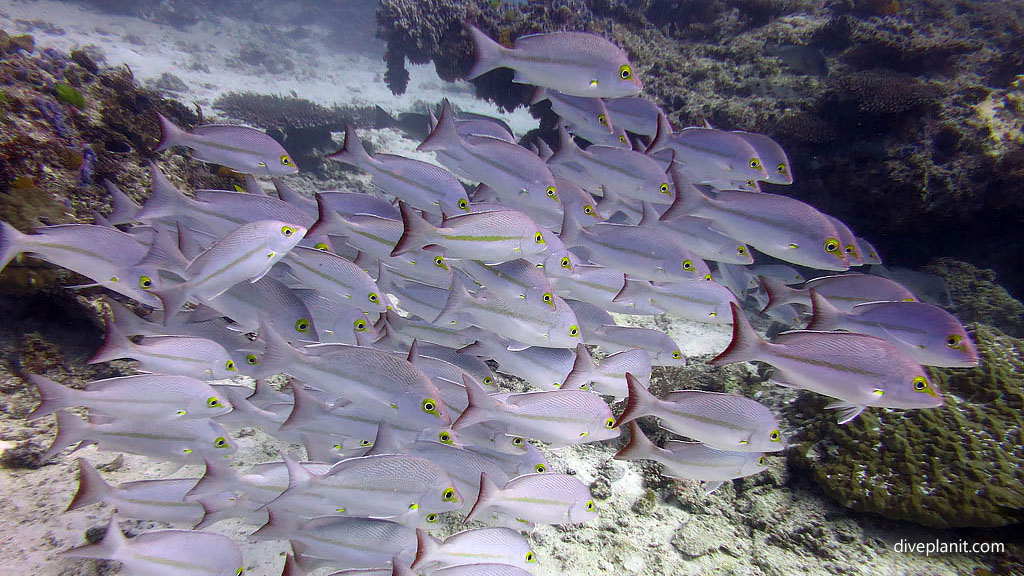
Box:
[422,398,440,416]
[912,376,934,396]
[569,325,579,337]
[138,275,153,289]
[439,431,453,444]
[534,232,545,244]
[682,259,694,271]
[845,244,859,256]
[619,64,633,80]
[535,463,546,473]
[207,397,222,408]
[295,318,310,333]
[946,334,962,348]
[770,429,781,442]
[736,246,747,256]
[236,568,244,576]
[483,376,494,386]
[583,204,595,215]
[225,360,237,371]
[368,292,380,304]
[353,319,367,332]
[702,274,712,281]
[214,436,229,449]
[542,292,554,306]
[618,134,627,143]
[426,513,439,523]
[512,436,525,447]
[545,186,558,201]
[360,439,372,447]
[788,242,800,249]
[585,499,595,512]
[245,354,259,366]
[749,158,762,170]
[526,551,536,563]
[442,487,457,502]
[776,163,787,174]
[597,113,607,125]
[560,256,572,269]
[281,226,295,237]
[659,182,671,196]
[604,417,615,429]
[672,350,682,359]
[280,155,293,166]
[458,198,469,211]
[824,238,840,254]
[433,255,448,269]
[314,242,329,251]
[757,456,767,466]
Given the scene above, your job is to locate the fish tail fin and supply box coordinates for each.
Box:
[613,421,654,461]
[433,272,474,326]
[154,113,187,152]
[88,311,135,364]
[659,165,707,221]
[278,381,317,431]
[558,207,584,247]
[466,25,507,80]
[547,124,583,166]
[411,528,442,571]
[645,113,673,154]
[0,221,28,274]
[102,180,141,225]
[254,318,301,377]
[465,471,501,522]
[136,161,194,223]
[806,289,842,331]
[281,450,313,493]
[25,374,77,421]
[190,498,229,530]
[759,275,797,313]
[709,302,766,366]
[617,373,658,425]
[186,457,239,500]
[43,410,91,463]
[612,277,648,304]
[364,421,403,457]
[392,201,437,257]
[251,507,301,541]
[307,193,347,238]
[561,343,597,391]
[452,374,497,430]
[66,458,112,511]
[62,514,127,560]
[325,126,378,168]
[417,99,461,153]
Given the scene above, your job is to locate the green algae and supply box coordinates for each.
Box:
[54,83,86,109]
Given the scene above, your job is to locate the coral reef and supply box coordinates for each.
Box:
[789,323,1024,529]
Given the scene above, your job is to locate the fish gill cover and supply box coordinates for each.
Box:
[0,1,1022,575]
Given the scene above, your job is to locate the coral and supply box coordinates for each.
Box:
[828,69,941,115]
[922,259,1024,338]
[789,324,1024,528]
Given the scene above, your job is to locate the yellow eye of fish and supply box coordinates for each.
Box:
[368,292,380,304]
[736,246,747,256]
[912,376,935,396]
[770,430,781,442]
[314,242,329,251]
[483,376,494,386]
[672,350,682,359]
[439,431,453,444]
[604,417,615,429]
[433,255,448,269]
[757,456,767,466]
[542,292,554,307]
[442,487,457,502]
[535,463,546,473]
[225,360,237,371]
[360,439,372,447]
[659,182,671,196]
[214,436,229,449]
[776,163,787,174]
[354,319,367,332]
[560,256,571,269]
[138,276,153,289]
[207,397,222,408]
[788,243,800,249]
[422,398,440,416]
[534,232,545,244]
[426,513,439,523]
[597,114,607,125]
[824,238,840,254]
[545,186,558,201]
[512,436,525,447]
[585,499,595,512]
[749,158,762,170]
[703,274,712,281]
[236,567,244,576]
[458,198,469,211]
[295,318,310,333]
[946,334,962,348]
[583,204,595,215]
[682,259,694,271]
[569,325,579,337]
[526,551,536,563]
[245,354,259,366]
[618,135,627,143]
[281,226,295,237]
[280,155,293,166]
[619,64,633,80]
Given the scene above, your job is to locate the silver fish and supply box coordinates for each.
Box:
[412,527,537,573]
[613,277,737,324]
[156,112,298,176]
[648,116,768,183]
[457,258,551,301]
[466,471,597,525]
[282,246,387,313]
[603,96,666,137]
[824,214,863,267]
[560,345,651,401]
[657,215,754,265]
[461,339,577,392]
[295,289,378,346]
[534,88,614,135]
[467,26,642,98]
[760,273,917,313]
[254,512,415,572]
[0,222,148,285]
[585,324,686,367]
[68,459,204,525]
[732,131,794,185]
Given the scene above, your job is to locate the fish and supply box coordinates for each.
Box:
[26,373,232,421]
[870,265,951,307]
[456,258,552,302]
[615,422,768,493]
[282,246,387,313]
[466,25,642,98]
[711,302,944,423]
[550,265,661,315]
[155,112,298,176]
[454,376,618,448]
[617,374,785,452]
[731,130,794,185]
[63,513,243,576]
[760,273,917,313]
[856,236,883,265]
[551,178,603,228]
[466,471,597,525]
[327,126,471,218]
[657,216,754,265]
[44,410,236,464]
[155,219,308,320]
[294,290,378,346]
[602,96,666,137]
[460,339,577,392]
[254,512,415,572]
[412,527,537,573]
[584,324,686,366]
[613,277,738,324]
[404,564,533,576]
[765,43,827,76]
[534,88,614,135]
[202,275,321,341]
[749,264,804,285]
[661,167,849,271]
[806,291,978,367]
[67,458,204,526]
[823,214,863,267]
[415,343,496,388]
[560,345,651,401]
[0,222,149,286]
[647,116,768,183]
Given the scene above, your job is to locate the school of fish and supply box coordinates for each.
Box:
[1,24,980,576]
